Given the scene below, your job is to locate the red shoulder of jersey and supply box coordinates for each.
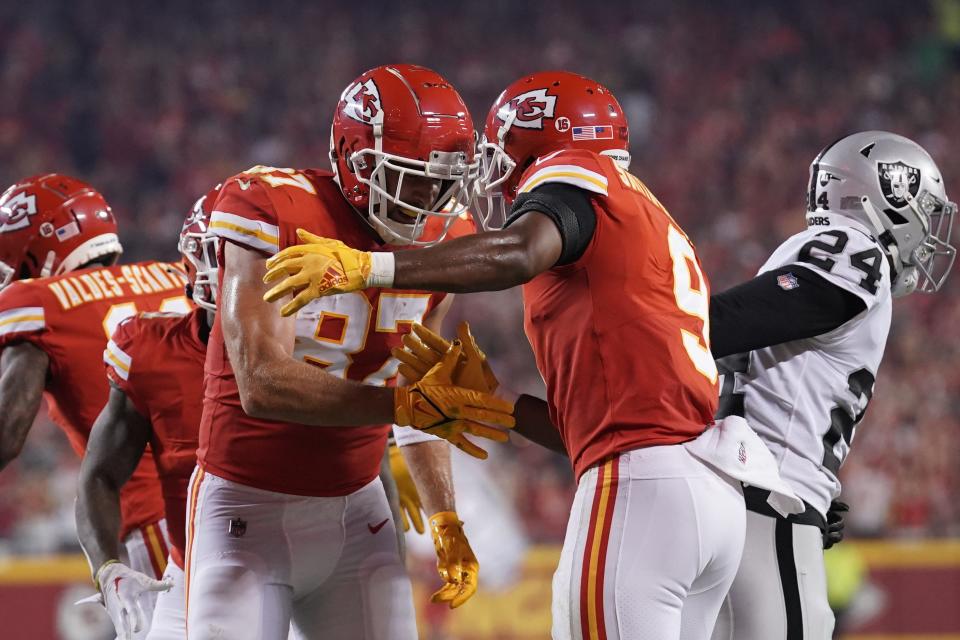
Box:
[105,310,201,413]
[515,149,611,197]
[0,279,48,349]
[209,166,368,256]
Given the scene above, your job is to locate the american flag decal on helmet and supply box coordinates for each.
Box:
[572,125,613,140]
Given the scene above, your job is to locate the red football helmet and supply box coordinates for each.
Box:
[329,64,478,245]
[178,183,222,311]
[0,174,122,289]
[474,71,631,229]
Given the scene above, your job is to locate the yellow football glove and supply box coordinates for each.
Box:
[429,511,479,609]
[392,322,499,395]
[394,341,514,460]
[388,444,425,534]
[262,229,372,316]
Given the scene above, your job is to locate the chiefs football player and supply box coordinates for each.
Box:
[186,64,512,639]
[262,71,804,640]
[75,185,221,640]
[0,174,191,638]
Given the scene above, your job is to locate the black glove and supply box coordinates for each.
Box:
[823,499,849,549]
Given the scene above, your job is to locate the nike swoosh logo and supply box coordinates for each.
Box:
[932,176,941,183]
[367,518,389,534]
[535,150,564,165]
[237,179,251,190]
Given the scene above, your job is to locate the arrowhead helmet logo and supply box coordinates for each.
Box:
[497,89,557,130]
[878,161,921,209]
[343,79,383,125]
[0,192,38,233]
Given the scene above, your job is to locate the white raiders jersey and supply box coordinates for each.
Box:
[716,221,893,517]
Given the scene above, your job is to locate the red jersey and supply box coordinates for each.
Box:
[200,166,471,496]
[0,262,191,537]
[516,150,719,478]
[105,307,207,568]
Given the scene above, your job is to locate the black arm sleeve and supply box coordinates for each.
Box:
[710,265,867,358]
[505,183,597,266]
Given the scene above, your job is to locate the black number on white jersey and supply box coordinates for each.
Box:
[798,230,848,271]
[821,367,875,475]
[798,230,883,294]
[849,248,883,294]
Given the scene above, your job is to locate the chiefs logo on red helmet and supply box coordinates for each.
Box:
[343,79,383,125]
[496,88,557,130]
[0,192,38,233]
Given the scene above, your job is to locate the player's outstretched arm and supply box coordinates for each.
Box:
[224,241,399,426]
[709,266,867,358]
[262,212,563,316]
[76,384,152,575]
[226,242,515,437]
[0,343,48,470]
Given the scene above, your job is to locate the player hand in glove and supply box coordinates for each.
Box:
[389,444,426,534]
[392,321,499,395]
[429,511,479,609]
[262,229,380,316]
[823,499,849,550]
[76,560,173,640]
[394,341,514,460]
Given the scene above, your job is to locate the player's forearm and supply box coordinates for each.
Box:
[392,229,543,293]
[514,394,567,455]
[0,344,48,470]
[400,440,456,514]
[75,474,124,574]
[237,356,395,426]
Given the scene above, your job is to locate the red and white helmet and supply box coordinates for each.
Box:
[178,184,221,311]
[474,71,631,229]
[329,64,478,246]
[0,174,122,289]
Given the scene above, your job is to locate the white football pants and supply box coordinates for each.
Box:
[711,503,834,640]
[121,519,170,640]
[146,559,185,640]
[184,468,417,640]
[552,445,745,640]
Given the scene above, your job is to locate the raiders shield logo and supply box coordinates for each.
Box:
[878,161,920,209]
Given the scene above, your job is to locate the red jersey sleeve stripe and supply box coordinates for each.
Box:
[103,339,132,380]
[0,307,45,336]
[519,165,608,196]
[210,210,280,254]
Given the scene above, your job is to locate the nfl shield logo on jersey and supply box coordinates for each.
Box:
[777,273,800,290]
[878,161,920,209]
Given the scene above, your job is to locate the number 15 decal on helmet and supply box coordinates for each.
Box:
[473,71,631,230]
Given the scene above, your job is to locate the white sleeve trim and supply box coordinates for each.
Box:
[103,339,132,381]
[210,211,280,255]
[518,164,609,196]
[392,424,443,447]
[0,307,45,337]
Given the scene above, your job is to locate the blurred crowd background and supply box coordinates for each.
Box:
[1,0,959,560]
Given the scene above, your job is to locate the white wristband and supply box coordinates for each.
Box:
[367,252,395,288]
